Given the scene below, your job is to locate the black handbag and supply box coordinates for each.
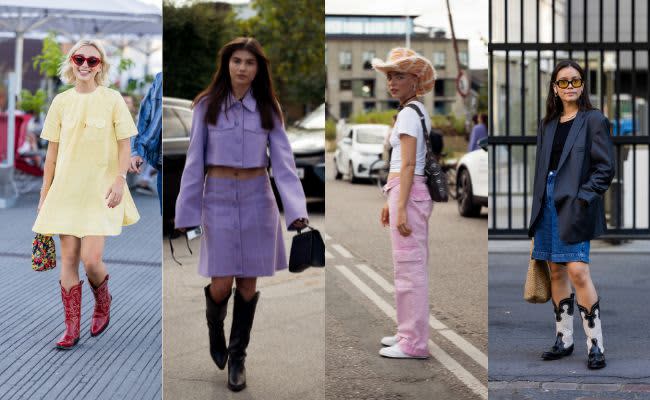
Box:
[288,225,325,273]
[406,104,449,202]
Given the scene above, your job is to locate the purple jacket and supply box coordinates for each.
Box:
[174,90,308,230]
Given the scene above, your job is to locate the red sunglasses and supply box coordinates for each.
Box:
[71,54,101,68]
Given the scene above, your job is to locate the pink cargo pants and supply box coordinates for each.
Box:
[384,176,433,357]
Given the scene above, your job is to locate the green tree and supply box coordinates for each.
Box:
[242,0,325,112]
[32,32,64,79]
[163,1,236,100]
[18,89,47,114]
[32,31,64,102]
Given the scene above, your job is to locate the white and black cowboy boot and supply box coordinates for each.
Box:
[541,293,575,360]
[578,299,606,369]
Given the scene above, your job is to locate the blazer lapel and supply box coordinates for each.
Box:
[540,118,558,176]
[556,111,586,172]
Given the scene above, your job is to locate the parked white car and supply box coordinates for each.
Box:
[333,124,389,182]
[456,137,488,217]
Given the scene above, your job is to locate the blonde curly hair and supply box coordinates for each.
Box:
[58,39,111,86]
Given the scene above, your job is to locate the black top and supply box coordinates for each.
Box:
[548,119,574,172]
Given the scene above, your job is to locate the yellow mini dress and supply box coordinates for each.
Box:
[32,86,140,237]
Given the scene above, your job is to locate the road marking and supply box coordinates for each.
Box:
[325,250,334,259]
[331,244,353,258]
[436,327,488,370]
[353,262,488,369]
[327,235,486,369]
[334,265,487,400]
[355,264,394,293]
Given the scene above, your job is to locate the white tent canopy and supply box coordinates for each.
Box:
[0,0,162,93]
[0,0,162,207]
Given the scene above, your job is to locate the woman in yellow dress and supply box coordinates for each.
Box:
[32,39,140,349]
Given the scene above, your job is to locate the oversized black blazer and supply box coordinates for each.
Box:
[528,109,615,243]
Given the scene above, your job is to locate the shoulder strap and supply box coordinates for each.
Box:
[405,103,432,154]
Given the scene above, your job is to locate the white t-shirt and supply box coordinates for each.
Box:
[389,101,430,175]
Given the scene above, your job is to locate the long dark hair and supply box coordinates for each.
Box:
[543,60,594,125]
[193,37,282,130]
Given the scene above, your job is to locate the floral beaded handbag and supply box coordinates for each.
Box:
[32,233,56,271]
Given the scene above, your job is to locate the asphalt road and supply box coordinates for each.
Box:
[489,249,650,399]
[325,154,488,400]
[163,210,325,400]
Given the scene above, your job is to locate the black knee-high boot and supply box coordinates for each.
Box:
[227,289,260,392]
[205,285,231,370]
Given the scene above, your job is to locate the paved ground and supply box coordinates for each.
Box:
[0,175,162,400]
[325,155,488,400]
[489,245,650,399]
[163,209,325,400]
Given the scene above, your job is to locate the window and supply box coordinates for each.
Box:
[339,51,352,70]
[434,100,448,115]
[340,102,352,119]
[434,80,445,97]
[353,79,375,98]
[363,101,376,113]
[433,51,446,68]
[459,51,469,68]
[340,80,352,90]
[362,51,375,70]
[383,100,399,110]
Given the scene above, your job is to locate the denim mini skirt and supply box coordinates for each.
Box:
[532,171,590,264]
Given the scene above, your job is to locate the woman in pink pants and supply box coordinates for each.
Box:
[372,48,436,358]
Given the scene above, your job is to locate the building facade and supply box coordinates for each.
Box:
[326,14,469,121]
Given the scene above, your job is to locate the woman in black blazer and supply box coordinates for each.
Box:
[528,60,615,369]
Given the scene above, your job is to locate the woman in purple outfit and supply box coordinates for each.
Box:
[175,37,308,392]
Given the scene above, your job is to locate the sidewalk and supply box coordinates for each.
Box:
[489,251,650,399]
[163,214,325,400]
[0,182,161,400]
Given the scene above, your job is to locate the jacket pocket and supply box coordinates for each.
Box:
[570,197,596,238]
[83,117,107,141]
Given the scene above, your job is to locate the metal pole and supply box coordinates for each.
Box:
[0,72,18,208]
[7,72,16,168]
[405,16,411,48]
[15,30,24,96]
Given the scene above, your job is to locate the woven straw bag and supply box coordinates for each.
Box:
[524,239,551,303]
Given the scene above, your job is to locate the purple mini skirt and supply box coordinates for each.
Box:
[198,175,286,277]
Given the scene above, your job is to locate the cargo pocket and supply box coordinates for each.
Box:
[393,249,426,289]
[409,185,433,219]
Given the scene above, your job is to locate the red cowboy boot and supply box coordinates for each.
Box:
[89,274,112,337]
[56,281,83,349]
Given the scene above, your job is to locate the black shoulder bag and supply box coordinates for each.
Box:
[405,104,449,202]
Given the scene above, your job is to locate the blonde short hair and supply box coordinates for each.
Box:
[59,39,111,86]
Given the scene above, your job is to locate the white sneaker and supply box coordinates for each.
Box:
[379,343,429,359]
[381,335,399,347]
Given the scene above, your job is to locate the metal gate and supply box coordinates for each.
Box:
[488,0,650,239]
